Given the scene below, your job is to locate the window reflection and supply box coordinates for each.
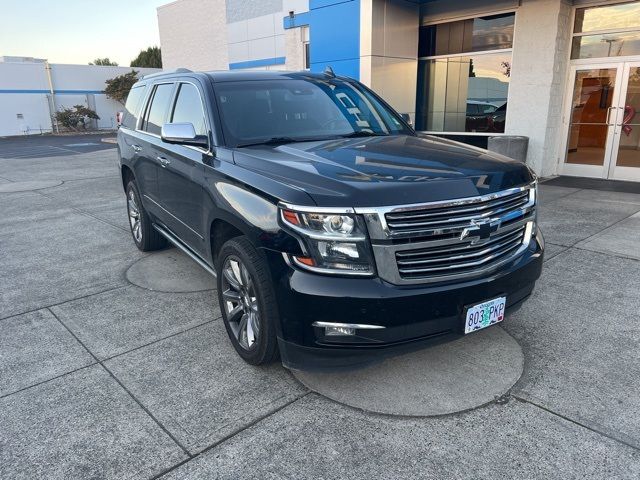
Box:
[418,13,514,57]
[572,32,640,59]
[416,53,510,132]
[574,2,640,33]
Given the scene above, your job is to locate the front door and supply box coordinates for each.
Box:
[561,62,640,181]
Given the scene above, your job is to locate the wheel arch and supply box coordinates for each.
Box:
[121,164,135,191]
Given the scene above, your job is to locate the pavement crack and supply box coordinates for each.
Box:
[0,285,128,323]
[46,307,193,459]
[33,188,129,234]
[512,395,640,452]
[149,392,311,480]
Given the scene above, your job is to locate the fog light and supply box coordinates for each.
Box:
[325,326,356,336]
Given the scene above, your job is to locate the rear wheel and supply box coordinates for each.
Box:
[217,237,279,365]
[126,180,166,252]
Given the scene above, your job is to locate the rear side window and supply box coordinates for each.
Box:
[171,83,207,137]
[142,83,174,135]
[121,85,146,130]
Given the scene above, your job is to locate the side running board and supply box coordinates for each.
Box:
[152,223,217,277]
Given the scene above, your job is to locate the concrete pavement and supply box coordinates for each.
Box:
[1,136,639,479]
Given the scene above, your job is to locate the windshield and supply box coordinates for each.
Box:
[214,77,413,147]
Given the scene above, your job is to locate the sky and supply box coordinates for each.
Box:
[0,0,169,66]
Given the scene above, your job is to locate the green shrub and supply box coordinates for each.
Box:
[54,105,100,131]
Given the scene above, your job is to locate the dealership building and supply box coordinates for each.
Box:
[158,0,640,182]
[0,57,159,137]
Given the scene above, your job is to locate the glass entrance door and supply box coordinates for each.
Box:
[608,62,640,180]
[562,65,622,178]
[562,62,640,182]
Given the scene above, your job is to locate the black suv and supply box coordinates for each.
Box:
[117,69,543,369]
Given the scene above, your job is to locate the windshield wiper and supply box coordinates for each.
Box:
[337,131,389,139]
[237,137,308,148]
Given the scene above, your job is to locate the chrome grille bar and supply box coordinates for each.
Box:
[358,183,537,285]
[396,227,525,266]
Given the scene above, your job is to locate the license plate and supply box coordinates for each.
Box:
[464,296,506,334]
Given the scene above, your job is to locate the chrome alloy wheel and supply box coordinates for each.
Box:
[221,256,260,350]
[127,189,142,243]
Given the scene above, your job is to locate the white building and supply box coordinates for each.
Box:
[0,57,159,137]
[157,0,640,183]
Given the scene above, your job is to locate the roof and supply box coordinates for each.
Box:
[139,69,348,84]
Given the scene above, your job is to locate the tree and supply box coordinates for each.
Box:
[55,105,100,130]
[89,57,118,66]
[105,70,139,104]
[130,46,162,68]
[501,61,511,78]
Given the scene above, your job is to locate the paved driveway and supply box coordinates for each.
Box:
[1,136,639,479]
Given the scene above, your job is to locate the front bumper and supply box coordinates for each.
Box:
[265,228,544,370]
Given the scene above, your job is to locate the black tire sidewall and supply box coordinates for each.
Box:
[216,237,278,365]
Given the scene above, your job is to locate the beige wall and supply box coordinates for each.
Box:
[360,0,419,121]
[158,0,229,71]
[284,26,308,71]
[506,0,572,176]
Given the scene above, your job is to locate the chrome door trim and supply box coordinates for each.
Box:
[152,223,216,277]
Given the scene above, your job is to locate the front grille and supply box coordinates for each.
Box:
[360,185,536,285]
[384,188,531,239]
[395,224,527,280]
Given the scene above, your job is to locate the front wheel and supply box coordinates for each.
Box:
[216,237,279,365]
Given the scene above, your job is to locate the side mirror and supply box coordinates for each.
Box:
[116,111,123,128]
[161,122,209,148]
[400,113,413,127]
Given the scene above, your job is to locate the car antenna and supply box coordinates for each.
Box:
[324,66,336,78]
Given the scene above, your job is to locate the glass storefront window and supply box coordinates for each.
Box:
[416,53,511,133]
[572,2,640,59]
[416,12,514,132]
[572,32,640,59]
[574,2,640,33]
[418,13,514,57]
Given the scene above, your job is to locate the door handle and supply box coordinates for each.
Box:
[156,156,170,167]
[131,144,142,153]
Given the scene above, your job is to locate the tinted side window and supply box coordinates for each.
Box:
[171,83,207,137]
[122,85,146,130]
[143,83,174,135]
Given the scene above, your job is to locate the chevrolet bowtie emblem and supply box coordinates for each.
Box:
[460,218,501,244]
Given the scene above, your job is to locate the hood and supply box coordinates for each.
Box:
[232,134,534,207]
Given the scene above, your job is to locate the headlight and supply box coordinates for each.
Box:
[279,207,375,275]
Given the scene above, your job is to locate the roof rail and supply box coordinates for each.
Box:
[141,68,193,80]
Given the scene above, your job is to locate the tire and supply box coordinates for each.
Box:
[216,236,279,365]
[125,180,166,252]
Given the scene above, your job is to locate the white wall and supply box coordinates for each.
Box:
[0,61,159,137]
[158,0,229,70]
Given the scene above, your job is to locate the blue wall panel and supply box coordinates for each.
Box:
[284,0,360,80]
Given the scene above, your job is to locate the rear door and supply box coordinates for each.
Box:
[118,84,148,188]
[156,81,210,253]
[135,82,176,219]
